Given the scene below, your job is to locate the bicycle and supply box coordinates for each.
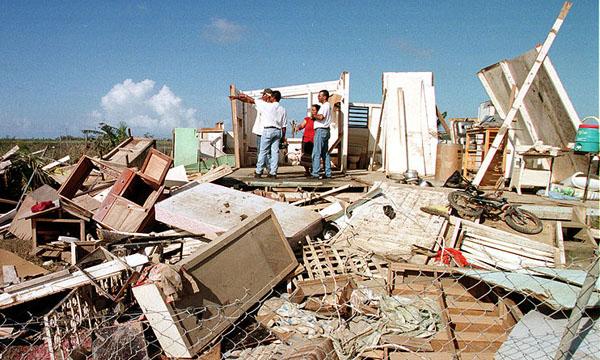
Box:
[447,177,544,235]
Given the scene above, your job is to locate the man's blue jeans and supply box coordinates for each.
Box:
[311,128,331,178]
[256,127,281,176]
[256,134,270,173]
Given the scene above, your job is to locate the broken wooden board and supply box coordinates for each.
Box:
[175,209,298,355]
[0,249,47,279]
[451,218,563,271]
[478,48,583,182]
[331,183,447,263]
[155,182,322,247]
[0,252,147,309]
[297,239,387,282]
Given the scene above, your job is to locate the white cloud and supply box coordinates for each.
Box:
[202,18,244,44]
[95,79,199,136]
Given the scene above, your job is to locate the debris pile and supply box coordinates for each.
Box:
[0,3,598,358]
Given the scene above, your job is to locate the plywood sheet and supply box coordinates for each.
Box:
[478,49,585,181]
[178,209,298,354]
[381,72,438,176]
[155,182,322,246]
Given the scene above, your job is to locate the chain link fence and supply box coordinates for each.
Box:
[0,241,597,360]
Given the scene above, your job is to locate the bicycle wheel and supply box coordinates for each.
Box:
[448,191,484,217]
[505,207,543,234]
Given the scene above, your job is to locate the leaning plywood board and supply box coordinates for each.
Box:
[177,209,298,355]
[478,48,584,181]
[381,72,438,176]
[155,182,322,247]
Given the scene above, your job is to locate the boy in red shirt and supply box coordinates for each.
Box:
[296,104,320,176]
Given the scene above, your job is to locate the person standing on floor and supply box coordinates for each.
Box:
[311,90,332,179]
[296,104,320,176]
[251,88,273,174]
[271,90,287,178]
[229,90,281,178]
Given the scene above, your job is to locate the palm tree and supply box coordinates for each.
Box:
[82,122,130,156]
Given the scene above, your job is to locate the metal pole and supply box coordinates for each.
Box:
[581,153,593,203]
[554,246,600,359]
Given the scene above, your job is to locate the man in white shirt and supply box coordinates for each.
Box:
[311,90,332,179]
[252,88,273,173]
[229,90,284,178]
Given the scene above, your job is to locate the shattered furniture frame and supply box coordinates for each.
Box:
[230,71,350,171]
[58,156,124,218]
[93,148,172,232]
[101,136,156,169]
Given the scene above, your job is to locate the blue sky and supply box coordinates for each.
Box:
[0,1,597,138]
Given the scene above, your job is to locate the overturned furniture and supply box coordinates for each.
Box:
[155,182,322,247]
[133,210,298,358]
[101,136,156,168]
[93,149,172,232]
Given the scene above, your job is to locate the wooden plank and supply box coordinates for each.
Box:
[459,219,556,253]
[368,89,387,170]
[229,84,242,167]
[178,209,298,355]
[57,156,95,199]
[463,234,556,260]
[131,283,193,358]
[473,2,572,185]
[1,146,19,161]
[0,253,147,309]
[291,185,351,206]
[556,221,566,266]
[436,106,452,136]
[380,334,434,352]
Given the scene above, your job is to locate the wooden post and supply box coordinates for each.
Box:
[229,84,242,168]
[368,89,387,171]
[473,2,572,186]
[436,106,452,138]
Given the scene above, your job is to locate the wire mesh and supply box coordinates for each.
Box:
[0,245,597,360]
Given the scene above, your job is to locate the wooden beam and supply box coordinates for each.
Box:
[291,184,351,206]
[436,106,452,136]
[473,2,572,185]
[229,84,242,168]
[368,89,387,171]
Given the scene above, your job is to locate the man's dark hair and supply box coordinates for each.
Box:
[312,104,321,111]
[319,90,330,99]
[272,90,282,102]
